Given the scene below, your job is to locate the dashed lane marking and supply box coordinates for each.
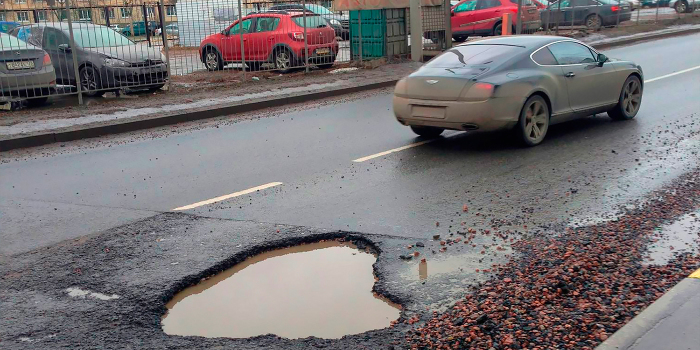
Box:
[172,182,283,211]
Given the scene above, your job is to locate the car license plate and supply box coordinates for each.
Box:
[412,105,446,119]
[316,48,330,55]
[6,61,35,70]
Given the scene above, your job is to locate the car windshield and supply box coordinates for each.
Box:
[0,32,30,50]
[425,44,523,68]
[72,26,134,48]
[596,0,618,4]
[305,4,333,14]
[292,15,328,28]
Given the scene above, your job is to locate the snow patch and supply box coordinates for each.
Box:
[66,287,120,301]
[329,67,359,74]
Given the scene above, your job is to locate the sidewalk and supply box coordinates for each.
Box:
[597,269,700,350]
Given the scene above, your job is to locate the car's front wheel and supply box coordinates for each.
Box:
[204,49,223,71]
[453,35,468,42]
[675,0,688,12]
[608,75,642,120]
[79,66,105,97]
[410,126,444,138]
[585,14,603,30]
[518,95,550,147]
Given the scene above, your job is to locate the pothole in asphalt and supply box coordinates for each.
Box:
[162,240,401,339]
[644,211,700,265]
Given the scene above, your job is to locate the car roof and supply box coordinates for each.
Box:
[460,35,579,50]
[22,22,108,31]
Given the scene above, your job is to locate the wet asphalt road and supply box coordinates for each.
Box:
[2,33,700,258]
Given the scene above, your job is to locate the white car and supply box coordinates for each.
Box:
[669,0,699,12]
[155,24,179,37]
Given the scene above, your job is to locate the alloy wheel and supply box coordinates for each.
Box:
[81,68,97,91]
[586,15,601,29]
[524,100,548,143]
[677,2,687,12]
[205,52,219,70]
[276,51,290,70]
[622,79,642,115]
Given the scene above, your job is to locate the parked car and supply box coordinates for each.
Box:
[109,24,125,32]
[155,24,179,37]
[120,22,158,36]
[449,0,542,42]
[11,23,167,97]
[540,0,632,30]
[268,4,350,39]
[532,0,550,9]
[640,0,671,7]
[200,11,339,73]
[0,21,21,34]
[392,36,643,146]
[669,0,699,12]
[0,32,56,105]
[628,0,640,10]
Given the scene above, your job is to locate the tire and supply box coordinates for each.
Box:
[608,75,643,120]
[518,95,550,147]
[273,49,294,73]
[204,48,223,71]
[585,14,603,31]
[493,22,503,36]
[453,35,468,42]
[26,97,49,107]
[79,66,105,97]
[675,0,688,12]
[410,126,444,138]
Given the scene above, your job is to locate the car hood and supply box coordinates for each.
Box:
[85,45,163,63]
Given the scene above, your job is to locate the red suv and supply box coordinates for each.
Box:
[450,0,541,41]
[200,11,339,73]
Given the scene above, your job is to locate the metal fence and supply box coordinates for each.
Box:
[1,0,698,105]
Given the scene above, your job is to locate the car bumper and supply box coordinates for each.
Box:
[523,20,542,31]
[295,43,340,61]
[392,95,523,132]
[0,67,56,96]
[101,65,168,88]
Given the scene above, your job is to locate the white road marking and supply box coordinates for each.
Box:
[66,287,120,301]
[645,64,700,83]
[353,132,463,163]
[172,182,283,211]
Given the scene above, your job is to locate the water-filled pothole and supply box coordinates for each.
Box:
[162,240,401,339]
[644,211,700,265]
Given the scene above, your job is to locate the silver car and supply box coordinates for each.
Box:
[0,32,56,104]
[393,36,643,146]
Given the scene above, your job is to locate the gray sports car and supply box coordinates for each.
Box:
[393,35,644,146]
[0,32,56,104]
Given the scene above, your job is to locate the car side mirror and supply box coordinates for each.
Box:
[597,53,607,66]
[58,43,71,52]
[451,10,455,16]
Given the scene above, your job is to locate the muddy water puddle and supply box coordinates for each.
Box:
[162,240,400,339]
[644,211,700,265]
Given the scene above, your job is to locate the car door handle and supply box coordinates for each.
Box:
[565,72,576,77]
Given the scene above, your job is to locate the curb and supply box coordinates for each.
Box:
[596,268,700,350]
[0,80,398,152]
[2,27,699,152]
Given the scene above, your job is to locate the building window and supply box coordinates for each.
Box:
[57,9,68,21]
[37,10,47,21]
[17,11,30,22]
[78,9,91,20]
[102,8,115,19]
[120,7,131,18]
[16,0,27,4]
[166,5,176,16]
[146,7,154,18]
[0,13,5,21]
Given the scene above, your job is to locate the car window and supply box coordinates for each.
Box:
[305,4,333,14]
[73,26,133,48]
[550,0,572,7]
[572,0,598,5]
[477,0,501,9]
[25,26,44,47]
[292,15,328,28]
[548,41,596,65]
[43,28,70,50]
[454,0,478,12]
[426,44,524,68]
[230,18,253,34]
[532,47,558,65]
[255,17,280,32]
[0,32,29,50]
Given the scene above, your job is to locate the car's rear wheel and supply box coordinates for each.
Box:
[274,49,294,73]
[410,126,444,138]
[26,97,49,107]
[79,66,105,97]
[148,84,165,92]
[518,95,550,147]
[608,75,642,120]
[493,22,515,36]
[204,49,223,71]
[453,35,468,42]
[585,14,602,31]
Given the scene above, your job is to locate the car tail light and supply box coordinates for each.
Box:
[460,82,495,101]
[42,53,51,66]
[611,5,620,11]
[289,32,305,41]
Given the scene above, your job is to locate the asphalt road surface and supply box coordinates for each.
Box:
[2,33,700,258]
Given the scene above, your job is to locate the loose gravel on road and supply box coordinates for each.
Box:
[404,172,700,350]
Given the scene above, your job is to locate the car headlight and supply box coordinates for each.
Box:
[329,19,341,26]
[104,57,130,67]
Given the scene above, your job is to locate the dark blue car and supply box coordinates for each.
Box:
[0,21,21,34]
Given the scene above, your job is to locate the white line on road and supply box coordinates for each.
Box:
[172,182,283,211]
[353,132,463,163]
[645,65,700,83]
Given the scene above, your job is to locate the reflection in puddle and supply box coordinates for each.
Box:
[162,240,400,339]
[403,255,483,281]
[645,212,700,265]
